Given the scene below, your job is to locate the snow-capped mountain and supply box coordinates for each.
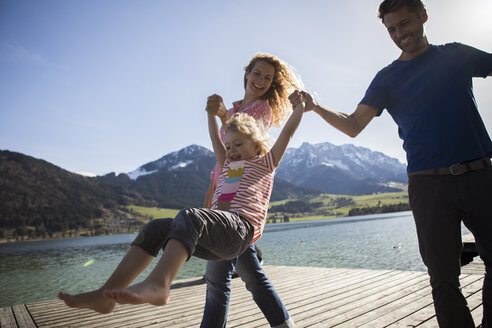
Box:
[127,144,213,180]
[276,142,407,194]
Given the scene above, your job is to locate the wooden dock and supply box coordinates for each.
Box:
[0,260,485,328]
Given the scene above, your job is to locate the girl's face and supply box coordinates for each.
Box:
[224,130,259,162]
[245,60,275,99]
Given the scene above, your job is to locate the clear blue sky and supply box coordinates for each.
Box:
[1,0,491,176]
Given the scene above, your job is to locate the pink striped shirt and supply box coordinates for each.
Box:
[211,151,276,243]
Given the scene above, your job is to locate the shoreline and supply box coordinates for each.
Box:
[0,211,414,245]
[0,231,130,245]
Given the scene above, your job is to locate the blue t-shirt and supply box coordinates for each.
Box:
[360,43,492,173]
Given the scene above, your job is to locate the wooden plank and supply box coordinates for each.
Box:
[462,233,475,243]
[357,273,483,328]
[386,273,484,327]
[139,266,334,328]
[6,264,486,327]
[11,305,36,328]
[300,271,429,326]
[0,306,17,328]
[462,260,485,275]
[418,277,484,328]
[327,274,431,327]
[461,233,479,266]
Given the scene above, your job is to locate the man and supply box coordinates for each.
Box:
[290,0,492,327]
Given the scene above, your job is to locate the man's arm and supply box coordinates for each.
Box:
[313,103,378,138]
[290,91,378,138]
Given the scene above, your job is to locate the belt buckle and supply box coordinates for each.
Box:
[450,163,465,175]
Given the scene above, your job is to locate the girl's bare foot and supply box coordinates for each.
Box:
[103,280,170,306]
[58,289,115,314]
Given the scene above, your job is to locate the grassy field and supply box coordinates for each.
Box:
[127,205,180,221]
[129,191,409,223]
[328,191,408,215]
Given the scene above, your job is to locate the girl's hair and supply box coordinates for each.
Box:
[224,113,271,156]
[244,53,303,127]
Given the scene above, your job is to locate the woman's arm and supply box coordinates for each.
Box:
[206,94,229,126]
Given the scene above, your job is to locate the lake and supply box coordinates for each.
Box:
[0,211,469,308]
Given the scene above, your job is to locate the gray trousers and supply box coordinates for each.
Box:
[132,208,254,261]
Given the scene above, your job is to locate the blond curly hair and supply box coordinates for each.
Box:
[224,113,271,156]
[244,53,303,127]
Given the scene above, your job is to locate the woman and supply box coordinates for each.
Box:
[201,53,302,328]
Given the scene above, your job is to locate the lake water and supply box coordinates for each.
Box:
[0,211,470,308]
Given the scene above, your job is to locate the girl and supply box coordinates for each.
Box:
[58,94,306,314]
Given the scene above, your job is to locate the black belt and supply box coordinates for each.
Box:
[408,157,491,176]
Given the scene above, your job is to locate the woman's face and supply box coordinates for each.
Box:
[244,60,275,99]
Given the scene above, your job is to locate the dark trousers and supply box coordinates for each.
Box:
[409,166,492,328]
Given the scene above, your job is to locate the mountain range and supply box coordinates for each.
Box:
[276,142,407,194]
[0,142,407,239]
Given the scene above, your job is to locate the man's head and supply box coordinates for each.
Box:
[378,0,429,60]
[378,0,425,23]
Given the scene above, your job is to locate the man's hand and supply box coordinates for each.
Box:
[300,91,317,112]
[289,90,316,112]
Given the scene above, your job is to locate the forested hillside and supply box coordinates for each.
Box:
[0,150,146,240]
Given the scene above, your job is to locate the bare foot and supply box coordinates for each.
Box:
[58,289,115,314]
[103,280,170,306]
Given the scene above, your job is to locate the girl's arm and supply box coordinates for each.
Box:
[270,98,305,167]
[208,112,226,169]
[206,94,227,168]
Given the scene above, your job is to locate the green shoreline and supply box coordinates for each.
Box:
[1,191,409,244]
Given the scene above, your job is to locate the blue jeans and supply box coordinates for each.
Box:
[201,244,291,328]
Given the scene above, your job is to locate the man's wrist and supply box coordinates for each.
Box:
[311,102,321,113]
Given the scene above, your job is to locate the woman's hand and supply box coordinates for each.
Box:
[206,94,227,118]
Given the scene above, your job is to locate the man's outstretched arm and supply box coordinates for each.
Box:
[289,90,379,138]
